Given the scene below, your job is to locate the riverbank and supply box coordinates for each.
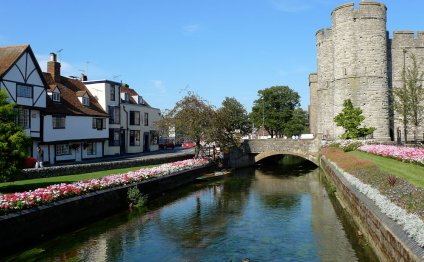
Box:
[321,156,424,261]
[0,161,214,256]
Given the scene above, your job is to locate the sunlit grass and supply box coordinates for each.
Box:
[0,165,157,194]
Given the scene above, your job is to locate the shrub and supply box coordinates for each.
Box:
[127,186,147,208]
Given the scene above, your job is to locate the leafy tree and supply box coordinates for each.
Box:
[250,86,301,138]
[405,54,424,142]
[334,99,375,139]
[211,97,251,149]
[393,53,424,142]
[0,90,31,182]
[158,92,214,157]
[285,108,309,136]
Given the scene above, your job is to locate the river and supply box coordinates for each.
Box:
[8,158,378,261]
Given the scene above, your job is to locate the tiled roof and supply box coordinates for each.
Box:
[76,91,86,97]
[0,45,28,78]
[43,72,108,117]
[120,85,151,106]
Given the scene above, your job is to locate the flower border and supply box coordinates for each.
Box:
[326,157,424,247]
[0,158,210,214]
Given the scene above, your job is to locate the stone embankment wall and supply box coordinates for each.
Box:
[321,157,424,261]
[0,164,214,256]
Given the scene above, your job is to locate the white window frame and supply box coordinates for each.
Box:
[53,116,66,129]
[86,142,97,155]
[16,108,30,129]
[17,84,32,98]
[82,96,89,106]
[56,144,71,155]
[52,92,60,102]
[130,130,140,146]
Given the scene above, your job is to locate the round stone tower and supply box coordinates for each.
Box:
[316,28,334,139]
[331,1,390,140]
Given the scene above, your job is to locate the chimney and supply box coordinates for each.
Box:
[80,73,87,81]
[47,52,61,82]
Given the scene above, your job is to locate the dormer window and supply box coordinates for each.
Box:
[82,96,89,106]
[52,92,60,102]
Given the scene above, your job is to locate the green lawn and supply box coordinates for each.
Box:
[0,165,157,194]
[348,151,424,188]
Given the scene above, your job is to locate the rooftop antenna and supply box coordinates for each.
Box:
[56,49,63,62]
[85,61,90,76]
[112,74,121,81]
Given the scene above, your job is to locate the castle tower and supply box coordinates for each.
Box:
[315,1,391,141]
[316,28,334,139]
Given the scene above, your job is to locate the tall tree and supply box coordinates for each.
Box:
[393,53,424,143]
[405,54,424,142]
[0,90,31,182]
[211,97,251,148]
[158,92,214,156]
[250,86,300,138]
[285,108,309,136]
[334,99,375,139]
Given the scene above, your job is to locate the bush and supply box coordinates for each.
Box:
[127,186,147,208]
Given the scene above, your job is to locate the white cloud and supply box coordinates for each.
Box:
[182,24,200,34]
[270,0,311,12]
[151,80,166,94]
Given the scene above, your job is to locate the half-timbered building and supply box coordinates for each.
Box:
[0,45,47,159]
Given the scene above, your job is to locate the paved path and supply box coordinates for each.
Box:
[49,147,195,167]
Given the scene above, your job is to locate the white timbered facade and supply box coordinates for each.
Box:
[0,45,47,158]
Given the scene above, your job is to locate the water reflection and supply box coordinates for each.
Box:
[8,164,377,261]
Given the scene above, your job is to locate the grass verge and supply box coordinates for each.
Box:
[0,165,157,194]
[348,150,424,189]
[322,147,424,220]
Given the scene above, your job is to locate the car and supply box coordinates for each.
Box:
[182,141,196,148]
[159,138,175,150]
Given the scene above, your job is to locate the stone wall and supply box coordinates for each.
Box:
[309,73,318,134]
[321,157,424,261]
[0,164,214,256]
[391,31,424,141]
[311,1,424,141]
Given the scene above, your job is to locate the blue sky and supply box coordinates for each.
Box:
[1,0,422,112]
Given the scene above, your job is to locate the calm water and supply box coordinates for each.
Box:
[8,161,378,261]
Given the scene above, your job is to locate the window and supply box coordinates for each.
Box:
[52,92,60,102]
[150,130,159,145]
[109,128,120,146]
[86,142,97,155]
[82,96,89,106]
[53,116,66,129]
[92,118,106,130]
[110,85,116,101]
[130,111,140,125]
[144,112,149,126]
[17,84,32,98]
[56,144,70,155]
[108,106,120,124]
[15,108,30,129]
[130,130,140,146]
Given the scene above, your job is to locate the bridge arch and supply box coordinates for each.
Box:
[254,150,319,166]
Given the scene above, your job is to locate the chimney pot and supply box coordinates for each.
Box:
[50,53,57,62]
[80,73,87,81]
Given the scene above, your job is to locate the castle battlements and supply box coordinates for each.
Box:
[316,28,333,44]
[392,31,424,47]
[310,1,423,142]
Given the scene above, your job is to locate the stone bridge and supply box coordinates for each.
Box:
[228,137,322,168]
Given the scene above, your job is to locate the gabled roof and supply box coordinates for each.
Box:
[0,45,49,89]
[0,45,28,78]
[43,72,108,117]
